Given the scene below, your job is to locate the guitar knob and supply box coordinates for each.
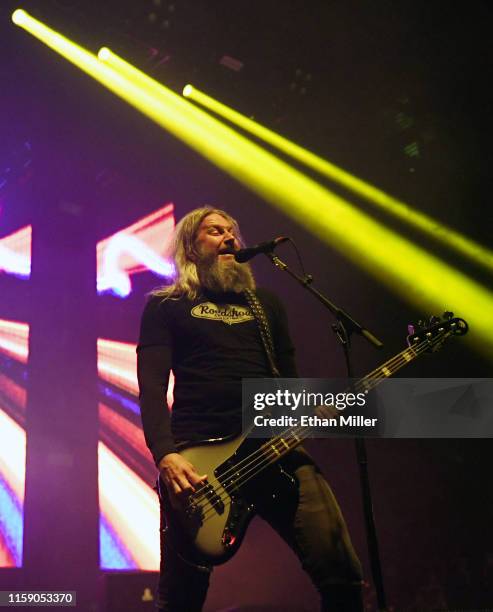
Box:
[443,311,454,320]
[222,529,236,548]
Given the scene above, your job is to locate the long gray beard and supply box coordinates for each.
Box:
[198,256,255,294]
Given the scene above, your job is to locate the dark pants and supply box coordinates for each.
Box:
[156,449,363,611]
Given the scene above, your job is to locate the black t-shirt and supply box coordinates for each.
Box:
[137,288,297,465]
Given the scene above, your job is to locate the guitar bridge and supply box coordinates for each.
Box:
[185,502,203,521]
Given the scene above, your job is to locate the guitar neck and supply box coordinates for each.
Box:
[230,318,465,494]
[354,342,419,394]
[258,335,439,463]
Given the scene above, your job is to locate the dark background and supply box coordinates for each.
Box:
[1,1,492,609]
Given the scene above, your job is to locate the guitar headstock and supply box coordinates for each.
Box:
[407,312,468,351]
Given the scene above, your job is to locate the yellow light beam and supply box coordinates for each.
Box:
[182,84,493,275]
[12,11,493,358]
[96,49,493,359]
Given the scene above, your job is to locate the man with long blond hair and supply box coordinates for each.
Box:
[137,207,363,611]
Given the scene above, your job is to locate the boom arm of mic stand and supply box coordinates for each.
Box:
[266,253,383,349]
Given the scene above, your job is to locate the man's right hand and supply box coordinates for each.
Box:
[158,453,208,509]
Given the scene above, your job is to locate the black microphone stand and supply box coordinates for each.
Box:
[265,251,389,612]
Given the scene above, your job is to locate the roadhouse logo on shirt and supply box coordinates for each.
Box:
[191,302,254,325]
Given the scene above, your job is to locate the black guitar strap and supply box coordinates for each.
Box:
[243,289,281,378]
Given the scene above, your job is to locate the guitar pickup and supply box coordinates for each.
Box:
[202,481,225,515]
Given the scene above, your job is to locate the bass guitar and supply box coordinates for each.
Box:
[159,313,468,565]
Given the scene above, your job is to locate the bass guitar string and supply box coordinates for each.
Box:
[189,317,465,511]
[188,332,446,524]
[191,426,310,525]
[186,329,445,514]
[186,330,450,521]
[185,327,458,523]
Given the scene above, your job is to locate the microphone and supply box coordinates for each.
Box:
[233,236,289,263]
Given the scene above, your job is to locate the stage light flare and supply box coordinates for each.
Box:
[0,409,26,568]
[98,46,111,61]
[97,339,139,396]
[0,410,26,504]
[0,320,29,363]
[96,203,175,298]
[97,234,175,297]
[12,13,493,357]
[0,478,23,567]
[98,384,141,417]
[97,339,174,406]
[0,373,27,412]
[99,403,148,459]
[182,84,493,276]
[11,9,27,26]
[0,226,32,279]
[0,317,28,568]
[98,442,159,570]
[100,513,134,569]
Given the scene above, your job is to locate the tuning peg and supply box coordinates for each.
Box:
[407,324,415,335]
[429,315,440,325]
[443,311,454,320]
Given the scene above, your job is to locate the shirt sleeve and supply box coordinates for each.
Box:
[260,289,298,378]
[137,297,177,465]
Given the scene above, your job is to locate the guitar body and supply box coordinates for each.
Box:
[159,433,297,565]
